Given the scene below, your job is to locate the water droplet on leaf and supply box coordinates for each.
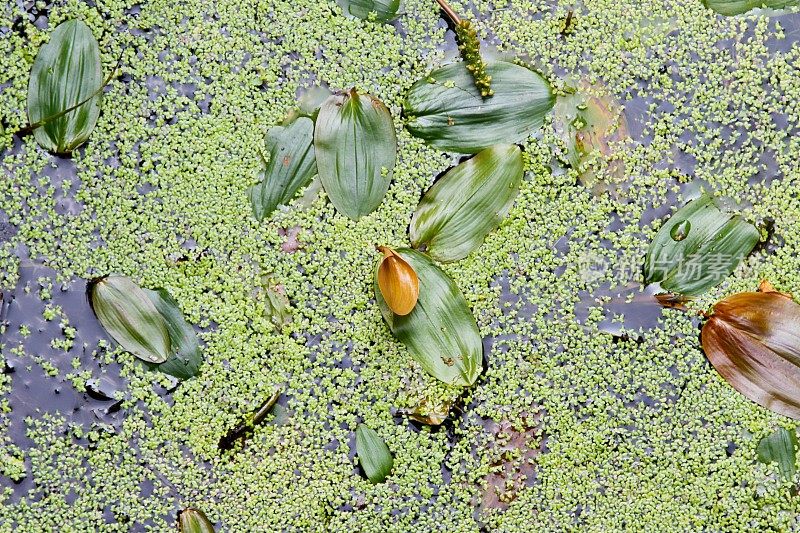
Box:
[670,220,691,241]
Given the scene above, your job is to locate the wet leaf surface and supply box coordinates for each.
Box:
[27,20,102,154]
[403,61,555,153]
[89,276,172,364]
[143,287,203,380]
[336,0,400,22]
[702,288,800,419]
[355,424,393,483]
[757,427,798,480]
[475,413,544,515]
[178,507,216,532]
[248,117,317,221]
[644,193,760,296]
[704,0,800,16]
[374,248,483,386]
[315,89,397,220]
[409,144,524,262]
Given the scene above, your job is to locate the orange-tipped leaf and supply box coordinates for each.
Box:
[376,246,419,315]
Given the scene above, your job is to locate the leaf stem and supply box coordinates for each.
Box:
[435,0,461,24]
[218,386,282,451]
[15,51,123,137]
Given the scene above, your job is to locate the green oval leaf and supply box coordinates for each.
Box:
[643,193,759,296]
[248,117,317,221]
[355,424,393,483]
[336,0,400,22]
[143,288,203,380]
[27,19,102,154]
[90,276,171,364]
[410,144,524,263]
[375,248,482,386]
[703,0,798,16]
[403,61,555,154]
[178,508,215,533]
[701,290,800,419]
[315,89,397,220]
[757,427,798,480]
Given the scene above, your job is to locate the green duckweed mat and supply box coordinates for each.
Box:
[3,0,800,530]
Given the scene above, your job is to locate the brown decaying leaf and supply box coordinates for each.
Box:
[376,246,419,316]
[475,412,544,515]
[702,288,800,419]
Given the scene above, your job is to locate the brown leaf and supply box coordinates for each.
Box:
[376,246,419,316]
[702,291,800,419]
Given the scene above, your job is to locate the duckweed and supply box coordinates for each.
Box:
[2,0,800,530]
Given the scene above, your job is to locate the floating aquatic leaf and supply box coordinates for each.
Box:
[248,117,317,221]
[90,276,171,364]
[703,0,799,16]
[409,144,524,262]
[355,424,393,483]
[219,387,282,451]
[375,248,482,386]
[143,288,203,380]
[403,61,554,153]
[701,287,800,419]
[315,89,397,220]
[376,246,419,315]
[27,20,102,154]
[757,427,798,480]
[644,193,759,296]
[178,508,215,533]
[552,82,629,195]
[336,0,400,22]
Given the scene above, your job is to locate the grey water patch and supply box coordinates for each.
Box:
[0,210,17,243]
[574,282,683,339]
[765,12,800,54]
[0,257,128,499]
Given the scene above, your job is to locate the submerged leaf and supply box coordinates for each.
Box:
[553,82,630,195]
[375,248,482,386]
[644,193,759,296]
[262,281,292,330]
[403,61,554,153]
[703,0,799,16]
[409,144,524,262]
[27,20,102,154]
[701,289,800,419]
[297,85,333,117]
[355,424,393,483]
[336,0,400,22]
[399,397,452,426]
[376,246,419,315]
[757,427,798,480]
[90,276,171,364]
[178,508,215,533]
[248,117,317,221]
[315,89,397,220]
[143,288,203,379]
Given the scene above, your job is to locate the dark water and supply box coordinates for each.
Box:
[0,250,128,499]
[1,0,798,526]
